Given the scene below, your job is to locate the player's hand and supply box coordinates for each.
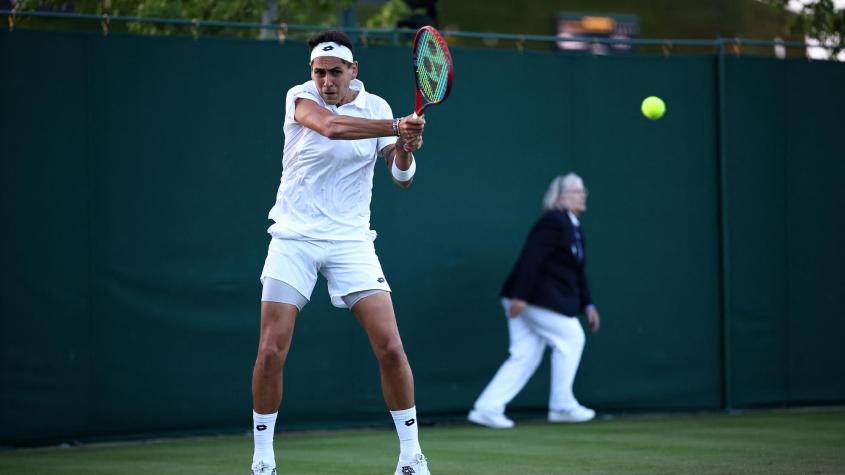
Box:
[586,306,600,333]
[508,299,527,318]
[399,114,425,141]
[399,135,423,153]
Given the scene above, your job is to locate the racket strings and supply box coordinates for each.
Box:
[415,31,450,103]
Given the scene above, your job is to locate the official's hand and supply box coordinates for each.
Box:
[586,306,600,333]
[399,114,425,141]
[508,299,527,318]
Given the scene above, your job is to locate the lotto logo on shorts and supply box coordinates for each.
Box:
[377,277,385,283]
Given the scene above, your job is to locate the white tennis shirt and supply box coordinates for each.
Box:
[268,79,397,241]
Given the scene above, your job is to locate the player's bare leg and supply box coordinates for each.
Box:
[253,301,298,411]
[353,292,430,475]
[250,301,298,474]
[353,292,414,408]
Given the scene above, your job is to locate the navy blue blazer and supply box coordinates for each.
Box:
[500,210,593,317]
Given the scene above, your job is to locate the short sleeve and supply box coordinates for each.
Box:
[375,97,398,152]
[285,84,322,123]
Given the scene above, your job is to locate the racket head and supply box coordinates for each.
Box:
[412,26,454,116]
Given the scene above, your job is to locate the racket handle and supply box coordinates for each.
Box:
[412,112,418,119]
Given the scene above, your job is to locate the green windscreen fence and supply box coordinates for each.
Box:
[1,29,843,445]
[724,57,845,406]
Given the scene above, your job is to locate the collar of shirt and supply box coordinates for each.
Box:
[338,79,367,110]
[567,211,580,227]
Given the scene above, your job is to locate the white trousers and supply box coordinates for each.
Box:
[473,299,586,415]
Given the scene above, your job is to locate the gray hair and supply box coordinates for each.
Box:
[542,172,583,211]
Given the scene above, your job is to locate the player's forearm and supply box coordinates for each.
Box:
[394,140,414,170]
[323,115,394,140]
[391,144,414,189]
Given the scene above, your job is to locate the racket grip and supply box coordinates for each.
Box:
[412,112,418,119]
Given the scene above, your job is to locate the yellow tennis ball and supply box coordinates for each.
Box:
[641,96,666,120]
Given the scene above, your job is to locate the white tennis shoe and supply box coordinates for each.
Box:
[394,453,430,475]
[548,405,595,423]
[250,460,276,474]
[467,409,515,429]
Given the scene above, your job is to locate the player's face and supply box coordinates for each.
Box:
[310,57,358,105]
[560,180,588,214]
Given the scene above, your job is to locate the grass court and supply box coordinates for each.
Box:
[2,407,843,474]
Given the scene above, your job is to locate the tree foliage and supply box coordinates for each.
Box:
[769,0,845,57]
[364,0,409,29]
[12,0,354,38]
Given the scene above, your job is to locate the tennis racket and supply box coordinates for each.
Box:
[412,26,454,118]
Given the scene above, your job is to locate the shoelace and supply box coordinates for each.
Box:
[252,461,276,474]
[400,454,429,472]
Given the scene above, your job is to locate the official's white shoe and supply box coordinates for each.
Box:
[251,460,277,474]
[548,405,595,423]
[394,453,430,475]
[468,409,515,429]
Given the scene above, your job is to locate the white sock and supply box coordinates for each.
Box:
[390,406,422,463]
[252,410,278,468]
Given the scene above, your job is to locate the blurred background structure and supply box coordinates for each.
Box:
[2,0,843,57]
[1,0,844,448]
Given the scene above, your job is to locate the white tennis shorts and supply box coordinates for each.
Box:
[260,237,391,309]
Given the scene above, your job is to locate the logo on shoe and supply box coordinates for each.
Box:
[404,418,415,426]
[256,424,267,431]
[401,467,415,475]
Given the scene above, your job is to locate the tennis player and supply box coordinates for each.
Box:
[249,31,430,475]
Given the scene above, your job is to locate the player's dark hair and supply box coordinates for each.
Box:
[308,31,355,56]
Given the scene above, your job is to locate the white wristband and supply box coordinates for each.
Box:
[391,158,416,182]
